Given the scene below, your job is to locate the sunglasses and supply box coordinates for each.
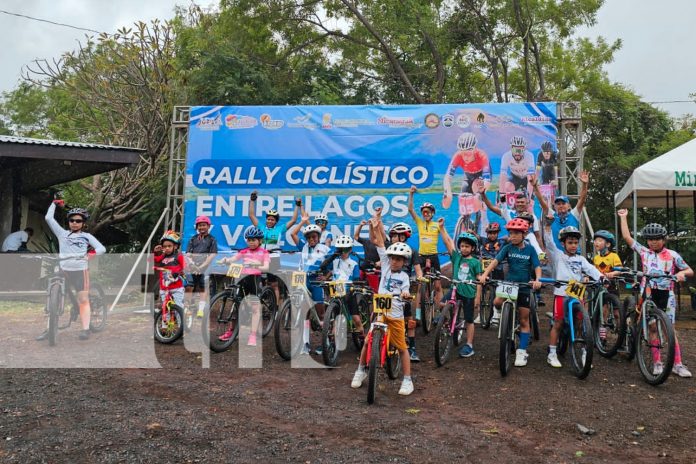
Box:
[69,218,84,224]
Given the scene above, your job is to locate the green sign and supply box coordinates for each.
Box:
[675,171,695,187]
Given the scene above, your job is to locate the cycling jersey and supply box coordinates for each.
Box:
[320,253,361,281]
[154,251,185,290]
[260,224,287,253]
[549,208,581,250]
[229,247,270,276]
[296,239,331,272]
[414,217,440,255]
[447,150,491,175]
[500,150,535,180]
[631,242,688,291]
[593,252,622,274]
[544,229,601,297]
[376,246,410,319]
[45,203,106,271]
[536,151,558,185]
[494,242,540,285]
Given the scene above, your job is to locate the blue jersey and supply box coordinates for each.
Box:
[495,242,540,285]
[261,224,287,252]
[549,208,580,250]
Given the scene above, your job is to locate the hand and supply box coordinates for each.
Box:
[478,274,488,285]
[295,197,302,207]
[400,290,411,300]
[53,199,65,207]
[301,213,310,223]
[374,206,383,218]
[579,170,589,184]
[359,220,368,227]
[442,193,452,209]
[250,191,258,201]
[531,280,542,290]
[410,185,417,194]
[676,271,687,282]
[437,217,445,229]
[528,173,538,187]
[617,209,628,218]
[153,245,163,253]
[472,178,485,193]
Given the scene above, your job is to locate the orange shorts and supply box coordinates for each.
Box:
[385,317,407,351]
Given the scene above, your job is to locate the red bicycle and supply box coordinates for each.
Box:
[153,267,185,344]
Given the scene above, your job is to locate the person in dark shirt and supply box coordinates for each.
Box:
[185,215,218,318]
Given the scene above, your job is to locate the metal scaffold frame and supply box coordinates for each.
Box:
[165,106,191,232]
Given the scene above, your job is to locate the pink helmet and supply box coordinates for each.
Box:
[195,215,211,226]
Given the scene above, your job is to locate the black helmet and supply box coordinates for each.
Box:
[541,141,553,152]
[516,211,534,226]
[641,223,667,239]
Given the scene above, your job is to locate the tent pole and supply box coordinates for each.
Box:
[633,190,638,271]
[665,190,669,229]
[672,190,677,237]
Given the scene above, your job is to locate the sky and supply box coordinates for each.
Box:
[1,0,695,117]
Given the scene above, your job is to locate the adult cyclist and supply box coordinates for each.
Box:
[499,135,535,196]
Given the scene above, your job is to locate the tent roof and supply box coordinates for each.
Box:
[615,137,696,208]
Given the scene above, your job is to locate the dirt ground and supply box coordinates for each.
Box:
[1,302,696,464]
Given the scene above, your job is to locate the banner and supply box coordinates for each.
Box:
[184,103,558,260]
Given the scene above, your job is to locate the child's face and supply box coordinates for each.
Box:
[315,220,327,230]
[459,242,474,256]
[196,222,210,235]
[486,231,499,241]
[246,238,261,250]
[161,241,177,255]
[389,255,405,272]
[306,232,320,247]
[647,238,665,252]
[593,237,607,251]
[563,237,579,254]
[389,232,407,243]
[339,248,351,258]
[265,216,278,228]
[68,216,85,232]
[508,230,524,245]
[421,208,433,221]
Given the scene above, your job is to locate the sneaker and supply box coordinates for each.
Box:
[35,330,49,341]
[247,333,257,347]
[218,329,234,342]
[314,345,323,355]
[398,378,414,396]
[491,309,501,326]
[547,352,562,368]
[652,362,664,376]
[514,349,528,367]
[79,330,90,340]
[459,344,475,358]
[196,309,204,318]
[581,348,587,367]
[672,364,692,378]
[301,343,312,355]
[351,369,367,388]
[409,349,421,363]
[474,315,481,324]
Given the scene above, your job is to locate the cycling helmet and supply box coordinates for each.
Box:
[505,218,529,233]
[516,211,535,225]
[457,133,477,151]
[541,141,554,152]
[314,214,328,224]
[160,230,181,245]
[593,230,615,248]
[244,226,264,240]
[334,235,354,249]
[510,135,526,147]
[420,202,436,213]
[558,226,582,242]
[456,232,479,250]
[265,209,280,220]
[641,223,667,239]
[389,222,412,238]
[303,224,322,237]
[195,215,211,226]
[386,242,412,259]
[67,208,90,220]
[486,222,501,233]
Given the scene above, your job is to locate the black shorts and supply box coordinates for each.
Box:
[239,275,261,297]
[456,294,476,323]
[64,270,88,293]
[345,294,360,316]
[515,290,532,309]
[420,254,441,272]
[188,273,206,292]
[510,174,528,191]
[404,301,412,318]
[648,288,670,311]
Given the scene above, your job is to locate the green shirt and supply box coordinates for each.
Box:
[450,252,482,298]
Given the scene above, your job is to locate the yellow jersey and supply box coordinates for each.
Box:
[593,252,622,274]
[415,217,440,255]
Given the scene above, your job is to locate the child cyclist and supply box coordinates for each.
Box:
[543,224,602,368]
[618,209,693,377]
[592,230,623,345]
[479,218,542,367]
[290,214,332,355]
[184,215,218,318]
[218,226,270,346]
[438,219,482,357]
[154,230,186,324]
[38,200,106,341]
[351,216,414,396]
[319,235,364,337]
[314,214,333,247]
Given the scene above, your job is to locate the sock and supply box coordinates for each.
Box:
[198,301,205,312]
[408,336,415,350]
[549,345,556,355]
[651,340,661,363]
[303,320,310,344]
[519,332,530,350]
[403,375,412,381]
[675,342,682,365]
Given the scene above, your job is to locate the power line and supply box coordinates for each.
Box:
[0,9,104,34]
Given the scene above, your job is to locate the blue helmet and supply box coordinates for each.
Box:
[593,230,615,249]
[456,232,478,250]
[244,226,264,240]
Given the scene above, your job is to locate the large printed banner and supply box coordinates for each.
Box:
[184,103,558,256]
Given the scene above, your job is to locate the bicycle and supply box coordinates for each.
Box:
[433,275,480,366]
[365,293,407,404]
[585,279,625,358]
[153,267,185,344]
[452,191,484,238]
[613,268,677,386]
[319,280,372,367]
[26,255,107,346]
[540,278,596,379]
[478,259,496,329]
[419,268,439,335]
[203,262,276,353]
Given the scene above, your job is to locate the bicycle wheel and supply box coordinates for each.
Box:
[88,284,108,332]
[557,325,569,356]
[154,304,184,344]
[593,293,625,358]
[622,297,637,361]
[636,303,675,386]
[569,302,593,380]
[433,303,454,367]
[499,302,514,377]
[351,295,369,351]
[367,329,382,405]
[204,291,239,353]
[274,299,302,361]
[386,345,401,380]
[321,300,342,367]
[47,282,62,347]
[259,286,277,338]
[480,284,495,329]
[530,294,540,341]
[421,285,435,335]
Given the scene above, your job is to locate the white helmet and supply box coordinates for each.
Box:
[334,235,354,249]
[314,214,328,223]
[303,224,322,237]
[457,133,477,151]
[510,135,526,147]
[389,222,412,237]
[386,242,412,259]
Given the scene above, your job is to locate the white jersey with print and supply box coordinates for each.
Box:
[375,246,411,319]
[45,203,106,271]
[544,228,601,296]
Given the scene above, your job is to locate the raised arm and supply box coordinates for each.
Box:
[438,218,454,253]
[617,209,635,248]
[248,191,259,227]
[480,185,502,217]
[284,197,302,230]
[290,213,309,246]
[530,174,549,215]
[354,220,367,242]
[408,185,419,222]
[575,170,589,213]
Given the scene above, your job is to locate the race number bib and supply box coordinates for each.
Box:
[373,294,393,315]
[226,264,243,278]
[328,281,347,298]
[565,280,586,300]
[496,283,519,301]
[291,271,307,288]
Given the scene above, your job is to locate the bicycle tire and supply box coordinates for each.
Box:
[421,284,434,335]
[530,294,540,341]
[636,303,675,386]
[593,293,625,358]
[622,297,637,361]
[433,303,454,367]
[274,299,302,361]
[154,304,184,344]
[260,286,277,338]
[480,284,495,330]
[321,300,342,367]
[351,295,369,351]
[386,345,401,380]
[499,302,513,377]
[367,329,382,405]
[569,302,593,380]
[204,291,239,353]
[557,325,569,356]
[88,284,107,332]
[47,282,62,347]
